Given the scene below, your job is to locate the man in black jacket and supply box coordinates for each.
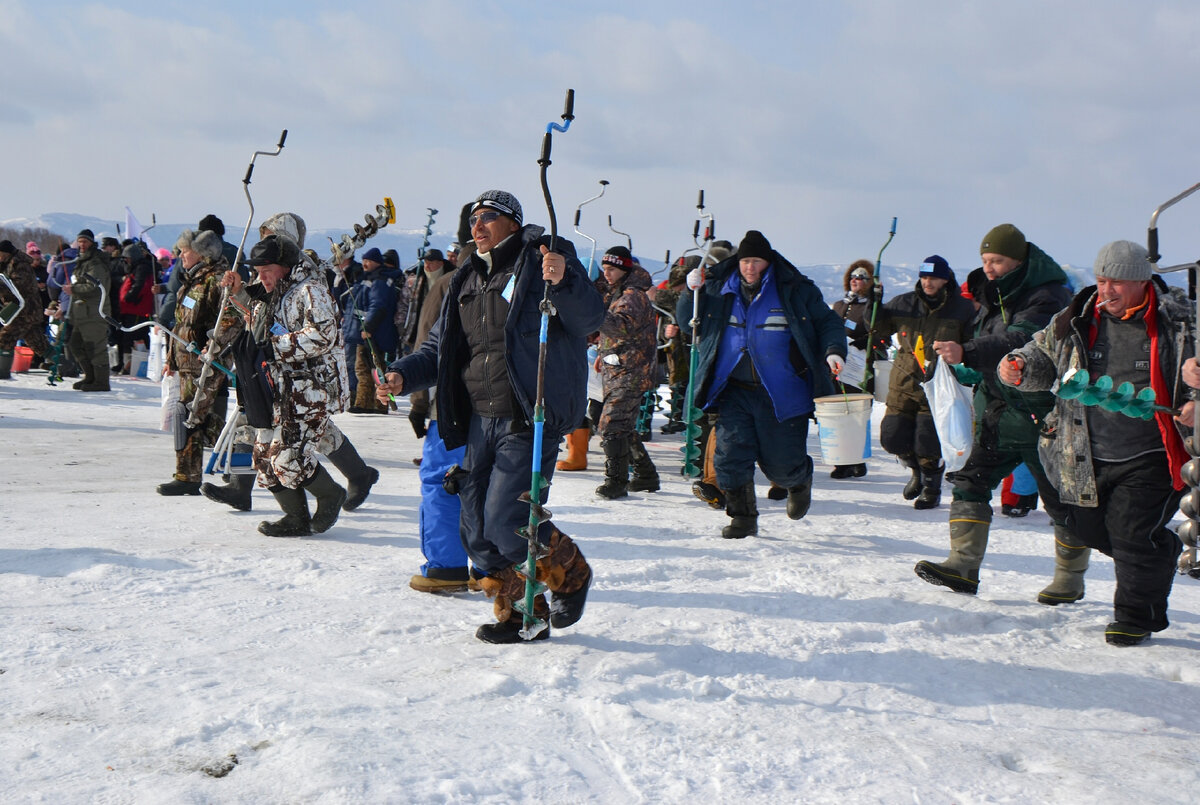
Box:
[379,190,605,643]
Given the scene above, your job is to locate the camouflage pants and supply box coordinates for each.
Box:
[598,384,644,441]
[354,344,386,412]
[176,372,228,482]
[0,320,49,354]
[252,378,334,489]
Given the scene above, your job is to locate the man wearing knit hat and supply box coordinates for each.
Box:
[377,189,605,643]
[682,230,847,538]
[916,223,1079,602]
[64,229,113,391]
[999,240,1193,645]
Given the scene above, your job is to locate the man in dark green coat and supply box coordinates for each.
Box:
[914,224,1087,603]
[65,229,113,392]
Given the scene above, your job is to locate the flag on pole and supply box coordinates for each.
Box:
[124,206,159,253]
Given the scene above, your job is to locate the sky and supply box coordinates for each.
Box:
[4,0,1200,272]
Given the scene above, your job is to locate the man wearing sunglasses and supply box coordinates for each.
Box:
[379,190,605,643]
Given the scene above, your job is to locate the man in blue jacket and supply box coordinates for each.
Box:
[344,247,398,413]
[378,190,605,643]
[683,230,848,538]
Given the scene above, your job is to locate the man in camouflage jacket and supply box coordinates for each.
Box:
[0,240,50,376]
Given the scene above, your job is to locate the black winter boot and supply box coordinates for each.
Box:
[326,438,379,511]
[913,465,943,510]
[157,478,201,496]
[596,436,631,499]
[786,481,812,520]
[629,437,660,492]
[259,485,311,537]
[901,456,922,501]
[72,365,95,390]
[302,464,347,533]
[722,483,758,539]
[0,349,13,380]
[201,473,255,511]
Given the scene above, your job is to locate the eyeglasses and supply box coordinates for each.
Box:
[469,211,502,228]
[850,272,871,281]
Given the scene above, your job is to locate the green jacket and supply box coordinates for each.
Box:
[67,246,111,325]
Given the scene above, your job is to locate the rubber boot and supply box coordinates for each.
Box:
[72,364,95,390]
[913,465,943,510]
[82,363,110,392]
[629,436,660,492]
[556,427,591,471]
[477,566,550,643]
[596,436,630,499]
[914,499,991,594]
[0,349,12,380]
[201,473,255,511]
[900,455,922,500]
[302,463,347,533]
[722,483,758,539]
[1036,525,1090,605]
[326,438,379,511]
[259,485,311,537]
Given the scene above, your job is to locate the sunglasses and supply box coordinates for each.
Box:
[469,211,502,228]
[850,272,871,281]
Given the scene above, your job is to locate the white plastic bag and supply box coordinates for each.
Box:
[161,373,180,433]
[920,357,975,472]
[147,326,166,382]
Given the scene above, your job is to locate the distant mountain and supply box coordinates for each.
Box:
[5,212,1113,305]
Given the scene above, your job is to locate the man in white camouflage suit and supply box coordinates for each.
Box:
[222,234,348,537]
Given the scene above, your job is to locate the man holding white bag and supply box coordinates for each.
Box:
[914,223,1083,604]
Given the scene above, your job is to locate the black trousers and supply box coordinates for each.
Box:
[1066,451,1183,632]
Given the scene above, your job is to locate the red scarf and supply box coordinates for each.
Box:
[1089,284,1187,490]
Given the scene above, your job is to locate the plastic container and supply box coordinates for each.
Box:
[814,393,873,465]
[12,345,33,373]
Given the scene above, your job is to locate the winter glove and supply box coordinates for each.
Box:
[826,354,845,376]
[442,464,469,496]
[686,268,704,290]
[408,409,428,439]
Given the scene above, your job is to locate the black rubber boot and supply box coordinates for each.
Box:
[901,456,922,500]
[302,463,347,533]
[913,465,943,510]
[259,485,311,537]
[72,365,95,390]
[722,483,758,538]
[628,437,660,493]
[596,436,631,499]
[0,349,13,380]
[326,438,379,511]
[201,473,255,511]
[157,479,201,496]
[786,481,812,520]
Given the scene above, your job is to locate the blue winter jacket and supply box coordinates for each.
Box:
[342,267,400,353]
[389,225,605,450]
[681,252,847,419]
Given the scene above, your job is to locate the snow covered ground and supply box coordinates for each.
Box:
[3,370,1200,804]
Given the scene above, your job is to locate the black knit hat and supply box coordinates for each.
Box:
[198,214,226,237]
[602,245,634,271]
[0,239,16,255]
[76,228,96,243]
[423,248,445,263]
[736,230,772,262]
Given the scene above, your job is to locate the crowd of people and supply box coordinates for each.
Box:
[2,204,1197,648]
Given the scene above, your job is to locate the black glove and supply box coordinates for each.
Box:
[408,409,427,439]
[442,464,469,495]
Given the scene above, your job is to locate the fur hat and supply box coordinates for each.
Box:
[259,212,307,248]
[843,259,873,291]
[705,245,734,267]
[980,224,1027,262]
[736,230,772,262]
[1094,240,1152,282]
[192,230,224,262]
[471,190,523,226]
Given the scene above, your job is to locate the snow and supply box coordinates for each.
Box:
[3,371,1200,804]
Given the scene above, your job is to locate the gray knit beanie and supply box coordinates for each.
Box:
[1093,240,1152,282]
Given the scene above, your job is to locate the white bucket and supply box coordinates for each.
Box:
[872,359,893,403]
[814,393,873,465]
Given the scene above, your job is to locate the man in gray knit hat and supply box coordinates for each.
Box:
[1000,240,1194,646]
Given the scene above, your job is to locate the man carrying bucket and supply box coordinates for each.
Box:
[683,230,847,538]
